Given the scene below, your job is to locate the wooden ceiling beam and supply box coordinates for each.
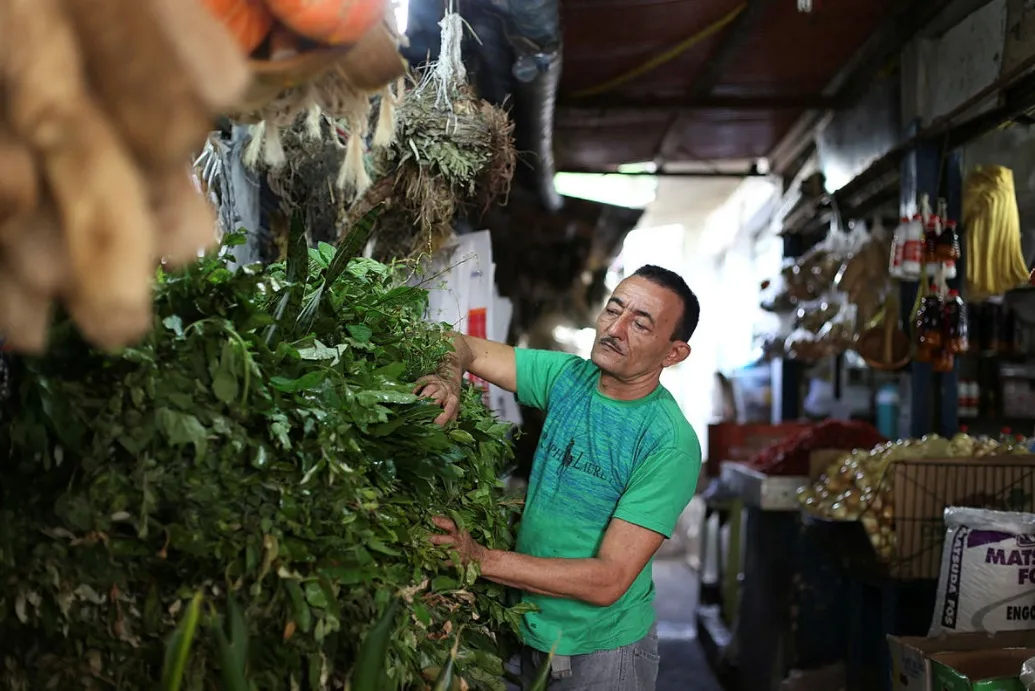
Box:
[653,0,778,161]
[689,0,780,98]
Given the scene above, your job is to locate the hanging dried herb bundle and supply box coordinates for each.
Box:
[368,65,516,261]
[265,117,349,245]
[0,214,528,690]
[333,10,516,262]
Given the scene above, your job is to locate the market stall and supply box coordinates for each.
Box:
[703,42,1035,687]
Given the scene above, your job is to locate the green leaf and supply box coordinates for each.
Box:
[356,390,419,406]
[269,372,325,393]
[163,315,185,337]
[159,593,202,691]
[347,324,373,343]
[366,539,401,556]
[212,369,239,404]
[527,641,558,691]
[156,408,208,459]
[213,597,249,691]
[433,632,462,691]
[284,580,312,634]
[350,599,400,691]
[449,430,476,445]
[297,341,347,364]
[303,581,329,609]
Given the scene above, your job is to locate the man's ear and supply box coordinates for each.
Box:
[663,342,691,368]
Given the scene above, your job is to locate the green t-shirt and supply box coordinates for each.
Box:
[513,348,702,656]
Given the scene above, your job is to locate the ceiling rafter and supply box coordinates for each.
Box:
[559,94,840,113]
[654,0,780,161]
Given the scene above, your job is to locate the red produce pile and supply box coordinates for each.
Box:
[748,419,886,476]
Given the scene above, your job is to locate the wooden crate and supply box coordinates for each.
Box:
[888,455,1035,580]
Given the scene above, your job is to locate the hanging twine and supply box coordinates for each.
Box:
[434,11,466,110]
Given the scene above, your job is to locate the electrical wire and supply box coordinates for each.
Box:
[570,2,747,98]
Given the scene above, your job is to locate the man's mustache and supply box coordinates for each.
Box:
[598,337,623,354]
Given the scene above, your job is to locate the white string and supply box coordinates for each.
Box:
[434,11,466,109]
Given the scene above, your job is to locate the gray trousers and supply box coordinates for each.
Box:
[511,625,660,691]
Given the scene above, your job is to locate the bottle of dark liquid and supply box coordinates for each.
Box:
[924,218,940,265]
[937,221,961,260]
[932,287,954,372]
[914,289,933,362]
[916,285,943,362]
[944,289,968,353]
[966,303,981,354]
[932,348,955,373]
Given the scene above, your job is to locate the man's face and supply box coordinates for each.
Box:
[590,276,690,379]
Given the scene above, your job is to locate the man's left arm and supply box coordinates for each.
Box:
[477,518,665,607]
[431,446,701,607]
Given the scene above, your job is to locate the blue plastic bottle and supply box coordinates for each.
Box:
[876,383,900,439]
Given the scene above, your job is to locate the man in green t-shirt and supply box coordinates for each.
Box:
[416,265,703,690]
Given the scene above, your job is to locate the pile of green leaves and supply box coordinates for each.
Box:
[0,216,528,690]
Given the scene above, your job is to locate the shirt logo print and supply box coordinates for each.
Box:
[553,436,609,482]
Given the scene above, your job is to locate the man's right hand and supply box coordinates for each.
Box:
[413,374,461,426]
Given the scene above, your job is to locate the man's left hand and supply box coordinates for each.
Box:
[429,516,487,565]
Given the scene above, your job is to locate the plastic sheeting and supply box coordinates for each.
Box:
[415,230,522,425]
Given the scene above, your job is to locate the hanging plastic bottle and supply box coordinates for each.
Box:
[938,220,960,279]
[943,290,968,354]
[901,214,924,279]
[917,285,945,360]
[924,217,940,264]
[914,286,937,362]
[888,216,909,278]
[875,383,900,438]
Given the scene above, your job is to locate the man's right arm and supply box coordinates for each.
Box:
[415,333,516,425]
[443,333,517,393]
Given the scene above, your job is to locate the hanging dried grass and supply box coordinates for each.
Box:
[363,62,516,259]
[229,14,515,263]
[229,23,404,198]
[265,115,346,244]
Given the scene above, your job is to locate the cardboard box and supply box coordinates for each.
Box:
[930,648,1032,691]
[888,632,1035,691]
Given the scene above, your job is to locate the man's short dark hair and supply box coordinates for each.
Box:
[632,264,700,342]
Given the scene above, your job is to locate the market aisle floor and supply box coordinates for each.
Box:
[653,558,723,691]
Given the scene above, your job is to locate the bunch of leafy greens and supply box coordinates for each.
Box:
[0,215,530,690]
